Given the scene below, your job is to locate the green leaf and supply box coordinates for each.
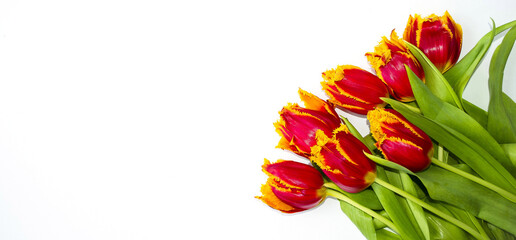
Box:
[372,167,423,240]
[501,143,516,167]
[405,42,462,109]
[462,99,488,129]
[425,204,470,240]
[376,229,401,240]
[414,165,516,236]
[484,222,516,240]
[487,25,516,143]
[343,188,384,211]
[364,152,414,175]
[439,203,489,240]
[400,172,430,240]
[340,200,378,240]
[384,170,426,240]
[405,66,516,177]
[384,98,516,194]
[444,20,516,100]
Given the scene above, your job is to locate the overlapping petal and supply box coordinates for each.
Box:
[404,11,462,72]
[257,159,326,213]
[366,31,425,102]
[310,125,377,193]
[274,89,341,156]
[368,108,433,172]
[321,65,389,115]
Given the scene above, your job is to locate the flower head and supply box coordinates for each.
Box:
[367,108,433,172]
[274,89,341,156]
[321,65,389,115]
[310,125,377,193]
[366,31,425,102]
[257,159,326,213]
[404,11,463,73]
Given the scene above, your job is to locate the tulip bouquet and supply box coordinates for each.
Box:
[257,11,516,240]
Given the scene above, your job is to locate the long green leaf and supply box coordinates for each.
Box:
[439,203,489,240]
[425,204,470,240]
[444,20,516,100]
[405,42,462,109]
[343,188,384,211]
[501,143,516,167]
[376,229,401,240]
[405,67,516,177]
[463,99,488,128]
[385,98,516,193]
[414,165,516,235]
[487,25,516,143]
[340,200,378,240]
[372,166,423,240]
[384,170,426,240]
[400,172,430,240]
[484,222,516,240]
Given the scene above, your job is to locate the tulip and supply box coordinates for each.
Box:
[403,11,463,73]
[366,31,425,102]
[310,125,377,193]
[257,159,326,213]
[321,65,389,115]
[274,89,341,156]
[367,108,433,172]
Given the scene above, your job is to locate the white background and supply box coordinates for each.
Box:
[0,0,515,239]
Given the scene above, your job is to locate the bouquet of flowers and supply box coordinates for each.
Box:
[257,11,516,240]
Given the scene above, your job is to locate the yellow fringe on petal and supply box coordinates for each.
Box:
[368,108,424,144]
[256,184,296,213]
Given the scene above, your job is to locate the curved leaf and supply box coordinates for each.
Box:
[405,67,516,177]
[444,20,516,100]
[487,25,516,143]
[405,42,462,109]
[340,200,378,240]
[414,165,516,236]
[384,98,516,193]
[372,167,423,240]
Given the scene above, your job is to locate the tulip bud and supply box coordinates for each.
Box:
[404,11,463,73]
[274,89,341,157]
[310,125,377,193]
[257,159,326,213]
[366,31,425,102]
[367,108,433,172]
[321,65,389,115]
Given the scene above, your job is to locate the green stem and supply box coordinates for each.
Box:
[431,158,516,203]
[324,185,399,233]
[374,178,487,240]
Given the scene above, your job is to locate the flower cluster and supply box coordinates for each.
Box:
[258,11,516,240]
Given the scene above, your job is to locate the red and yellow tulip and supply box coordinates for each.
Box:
[367,108,433,172]
[404,11,463,73]
[321,65,389,115]
[257,159,326,213]
[274,89,341,156]
[310,125,377,193]
[366,31,425,102]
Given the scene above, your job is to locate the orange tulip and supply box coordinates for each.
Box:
[321,65,389,115]
[366,31,425,102]
[404,11,463,73]
[257,159,326,213]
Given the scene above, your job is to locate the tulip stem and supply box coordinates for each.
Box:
[373,179,487,240]
[325,187,399,233]
[431,158,516,203]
